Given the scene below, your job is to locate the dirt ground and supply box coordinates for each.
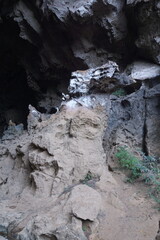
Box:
[96,171,159,240]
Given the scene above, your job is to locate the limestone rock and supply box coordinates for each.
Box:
[2,124,24,141]
[54,217,87,240]
[68,184,102,221]
[68,61,136,95]
[130,61,160,81]
[27,105,42,133]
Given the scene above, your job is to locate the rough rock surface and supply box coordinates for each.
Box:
[0,105,108,240]
[69,60,137,95]
[155,222,160,240]
[67,60,160,157]
[68,184,102,221]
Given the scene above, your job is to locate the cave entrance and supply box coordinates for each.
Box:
[0,19,37,136]
[0,62,37,137]
[0,18,71,137]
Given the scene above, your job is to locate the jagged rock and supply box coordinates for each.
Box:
[27,105,41,133]
[68,184,102,221]
[27,107,106,196]
[68,61,135,95]
[2,123,24,140]
[0,0,126,100]
[0,93,160,239]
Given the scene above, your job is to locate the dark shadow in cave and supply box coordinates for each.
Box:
[0,17,71,137]
[0,19,38,136]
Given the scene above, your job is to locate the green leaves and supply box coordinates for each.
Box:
[115,146,160,209]
[115,146,142,180]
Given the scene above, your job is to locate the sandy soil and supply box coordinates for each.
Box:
[97,171,159,240]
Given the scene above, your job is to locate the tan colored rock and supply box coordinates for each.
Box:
[29,107,106,196]
[68,184,102,221]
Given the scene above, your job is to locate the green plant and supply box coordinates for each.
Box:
[115,146,142,181]
[115,146,160,209]
[112,88,126,97]
[80,171,93,184]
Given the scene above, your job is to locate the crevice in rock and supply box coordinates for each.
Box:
[82,220,92,238]
[142,89,149,156]
[124,81,142,95]
[40,234,58,240]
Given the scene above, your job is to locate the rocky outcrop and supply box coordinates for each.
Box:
[68,61,137,95]
[67,60,160,157]
[0,105,108,240]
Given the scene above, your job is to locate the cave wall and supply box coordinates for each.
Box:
[0,0,159,81]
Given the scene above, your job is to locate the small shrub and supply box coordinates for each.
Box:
[80,171,93,184]
[115,146,142,181]
[115,146,160,209]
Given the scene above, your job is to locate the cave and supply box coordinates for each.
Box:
[0,16,71,136]
[0,18,36,135]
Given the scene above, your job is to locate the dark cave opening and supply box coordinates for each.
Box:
[0,19,38,135]
[0,18,71,137]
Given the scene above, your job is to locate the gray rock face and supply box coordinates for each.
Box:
[126,1,160,64]
[1,0,159,96]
